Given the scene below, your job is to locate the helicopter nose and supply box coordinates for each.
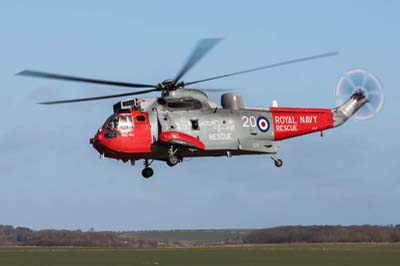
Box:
[90,130,109,156]
[90,128,104,144]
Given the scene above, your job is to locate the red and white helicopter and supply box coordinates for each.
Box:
[18,39,384,178]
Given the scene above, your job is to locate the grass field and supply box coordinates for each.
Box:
[1,244,400,266]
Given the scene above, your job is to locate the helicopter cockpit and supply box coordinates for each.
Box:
[103,114,133,139]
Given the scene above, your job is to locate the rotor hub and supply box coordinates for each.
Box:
[158,80,186,96]
[352,89,367,100]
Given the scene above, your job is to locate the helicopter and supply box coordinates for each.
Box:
[18,39,384,178]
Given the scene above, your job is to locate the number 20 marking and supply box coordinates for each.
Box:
[242,116,256,127]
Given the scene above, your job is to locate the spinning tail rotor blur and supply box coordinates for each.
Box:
[335,69,384,120]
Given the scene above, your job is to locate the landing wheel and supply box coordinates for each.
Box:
[166,155,179,167]
[271,156,283,168]
[142,167,154,178]
[274,159,283,168]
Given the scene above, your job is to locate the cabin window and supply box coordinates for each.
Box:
[191,119,199,130]
[166,98,202,111]
[136,115,146,122]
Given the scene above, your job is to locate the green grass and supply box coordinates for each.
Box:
[1,244,400,266]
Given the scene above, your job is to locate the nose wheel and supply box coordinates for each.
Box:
[271,155,283,168]
[142,159,154,178]
[142,167,153,178]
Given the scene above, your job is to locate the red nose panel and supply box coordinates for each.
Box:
[271,107,334,140]
[91,111,152,158]
[160,131,205,150]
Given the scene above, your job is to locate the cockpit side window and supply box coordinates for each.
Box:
[103,115,118,139]
[119,115,133,133]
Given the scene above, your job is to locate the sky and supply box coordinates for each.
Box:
[0,0,399,231]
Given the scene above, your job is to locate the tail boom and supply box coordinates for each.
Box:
[270,107,333,140]
[270,91,368,140]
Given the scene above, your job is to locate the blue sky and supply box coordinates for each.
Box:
[0,1,399,230]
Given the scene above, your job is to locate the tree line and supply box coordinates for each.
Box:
[243,225,400,244]
[2,225,400,246]
[0,225,157,247]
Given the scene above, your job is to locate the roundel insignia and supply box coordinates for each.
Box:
[257,116,270,132]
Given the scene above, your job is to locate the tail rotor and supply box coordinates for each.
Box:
[335,69,384,120]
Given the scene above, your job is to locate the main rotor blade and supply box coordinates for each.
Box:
[185,51,339,86]
[38,88,159,105]
[17,70,158,89]
[173,38,222,83]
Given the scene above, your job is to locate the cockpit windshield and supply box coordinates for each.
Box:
[109,115,120,128]
[103,114,133,139]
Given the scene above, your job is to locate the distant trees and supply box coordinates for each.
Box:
[2,225,400,247]
[243,225,400,244]
[0,225,156,247]
[0,225,17,245]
